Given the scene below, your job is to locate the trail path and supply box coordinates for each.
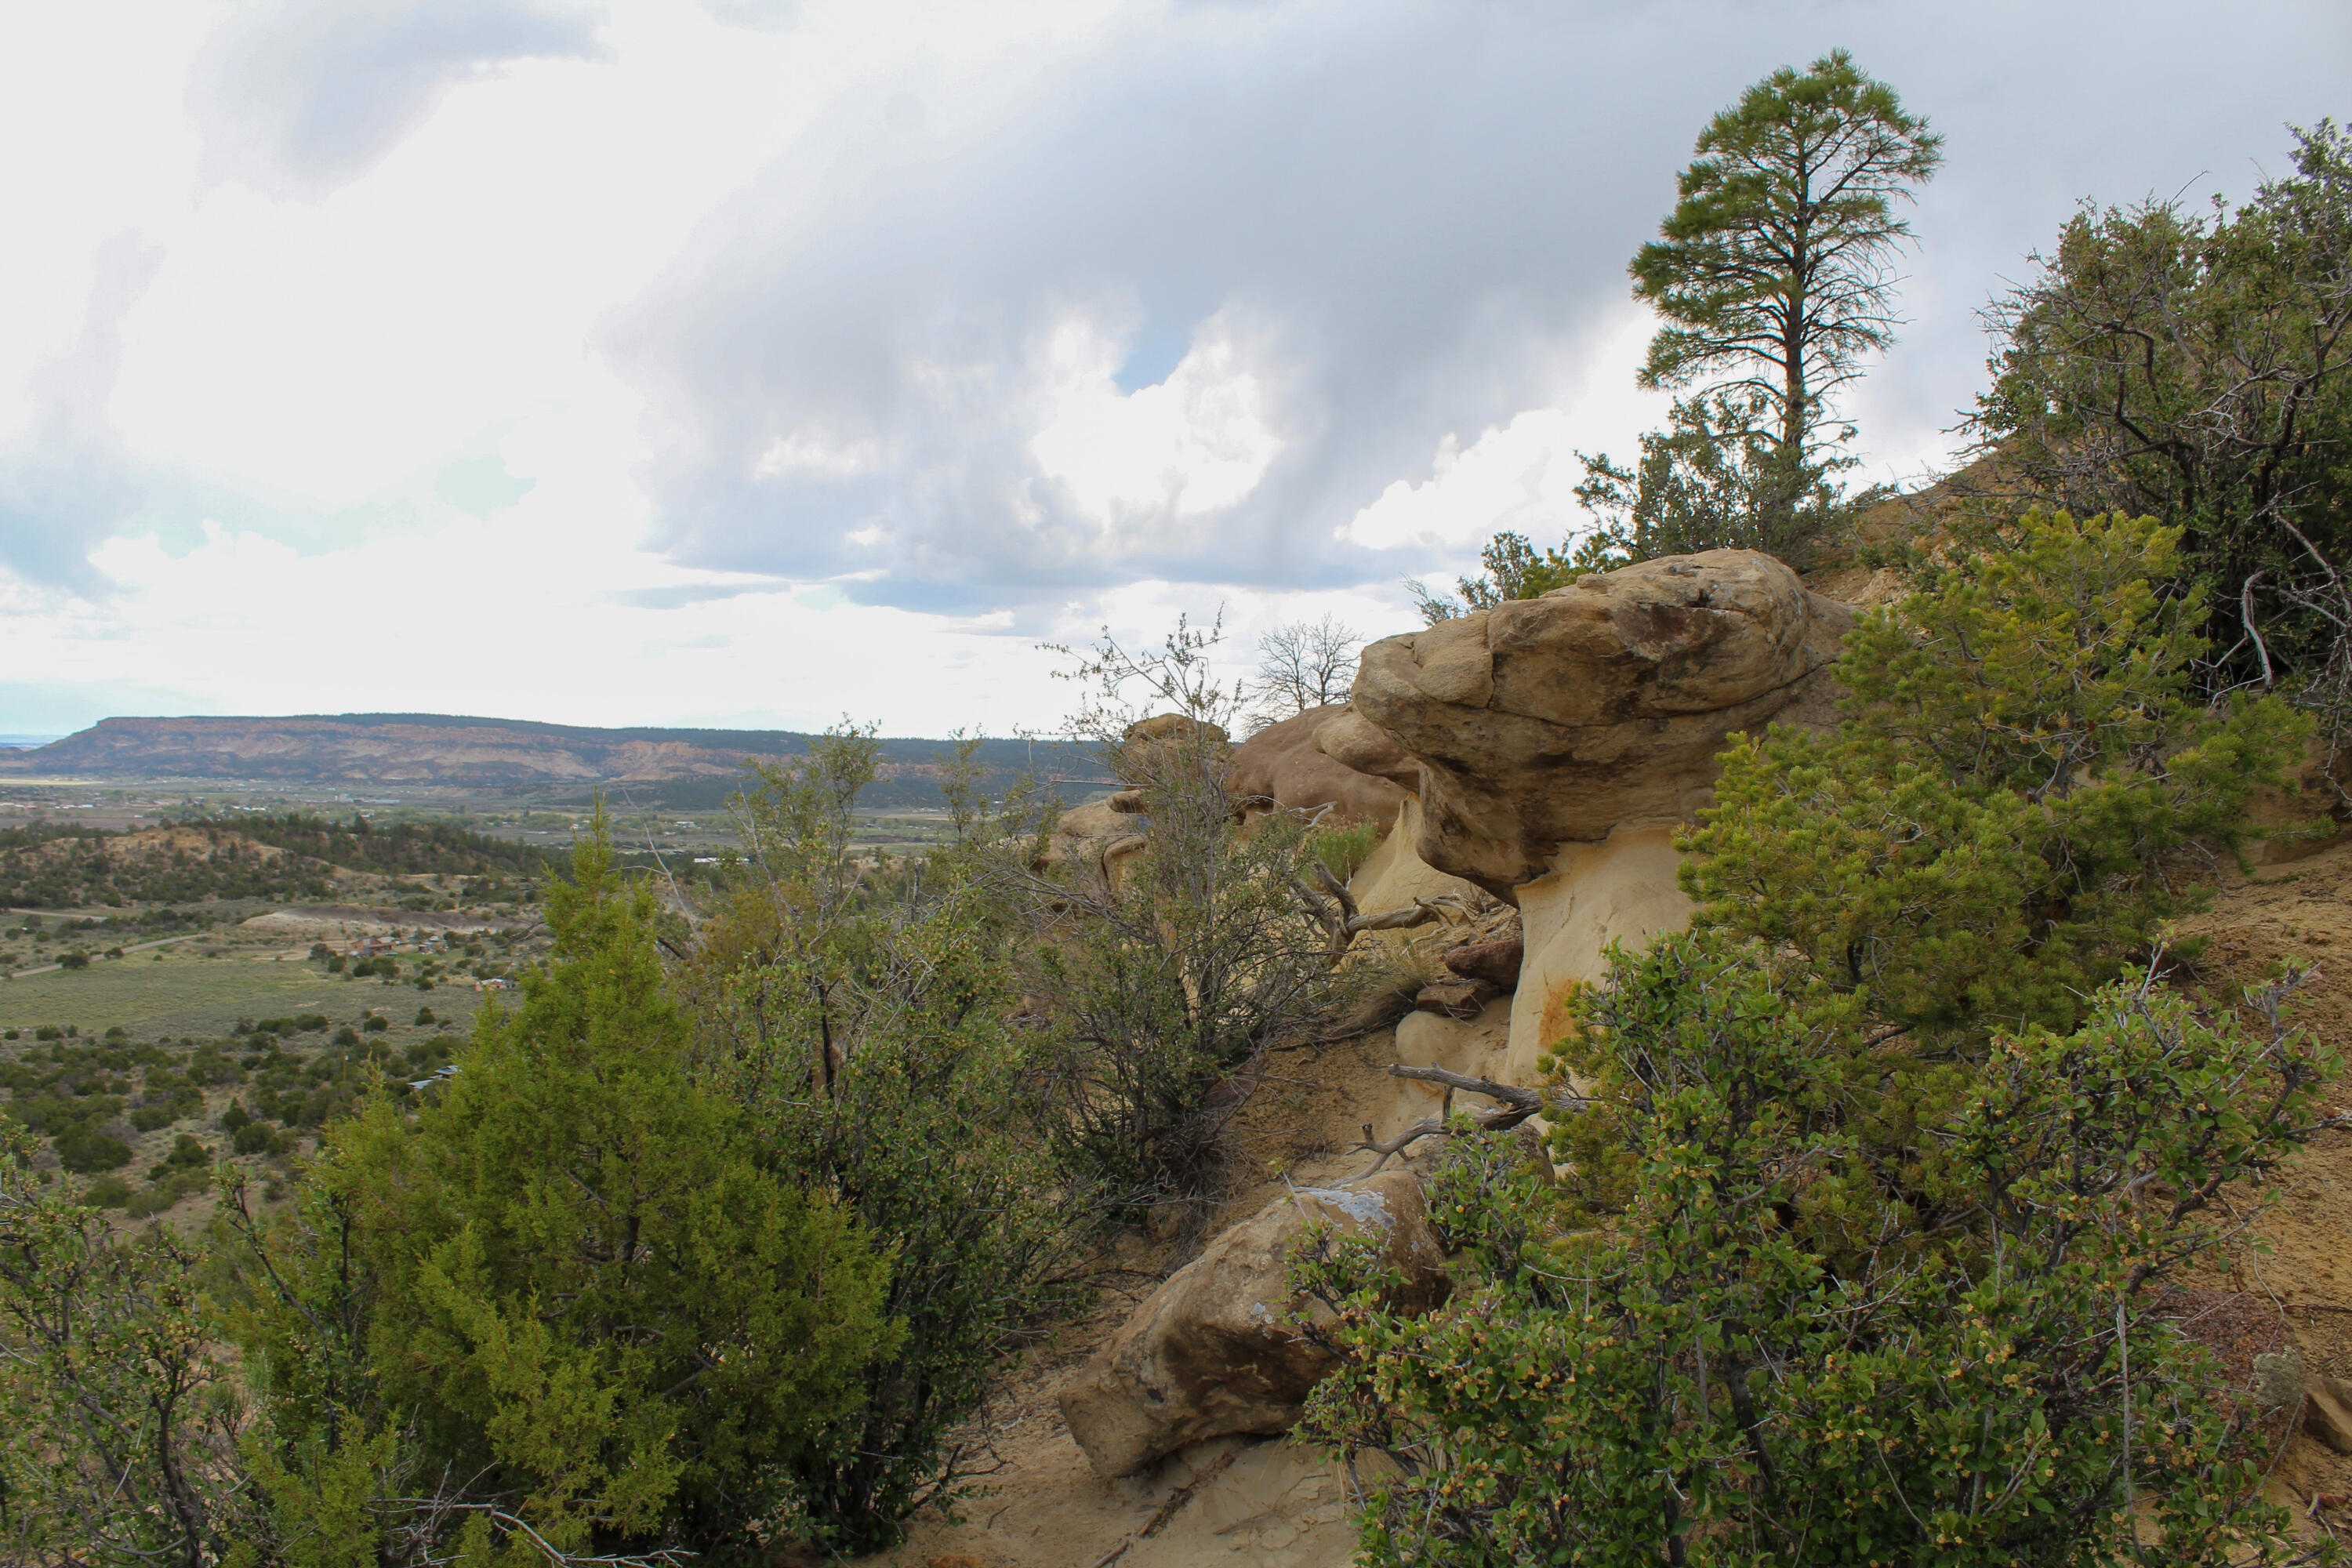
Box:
[2,932,198,979]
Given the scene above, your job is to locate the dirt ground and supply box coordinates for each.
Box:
[2177,837,2352,1530]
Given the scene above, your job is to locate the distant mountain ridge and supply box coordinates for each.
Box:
[0,713,1109,806]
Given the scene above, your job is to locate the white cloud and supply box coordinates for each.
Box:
[3,0,2350,738]
[1030,311,1285,532]
[1339,311,1667,554]
[194,0,612,195]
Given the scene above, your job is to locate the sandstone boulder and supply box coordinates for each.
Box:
[1350,550,1852,895]
[1058,1171,1449,1476]
[1227,704,1410,826]
[1442,931,1524,989]
[1036,797,1146,885]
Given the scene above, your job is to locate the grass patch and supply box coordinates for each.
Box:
[0,950,483,1040]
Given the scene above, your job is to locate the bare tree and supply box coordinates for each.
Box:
[1251,615,1362,724]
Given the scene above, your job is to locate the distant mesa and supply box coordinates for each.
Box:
[0,713,1107,807]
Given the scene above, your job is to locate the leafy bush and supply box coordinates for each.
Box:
[1685,509,2308,1037]
[230,1120,277,1156]
[1301,946,2329,1566]
[1971,121,2352,707]
[695,731,1083,1552]
[81,1172,133,1209]
[274,819,895,1559]
[0,1127,256,1559]
[1018,622,1345,1214]
[53,1126,131,1174]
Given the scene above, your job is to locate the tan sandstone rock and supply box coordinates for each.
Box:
[1228,704,1411,826]
[1351,550,1851,895]
[1036,797,1147,886]
[1058,1171,1450,1477]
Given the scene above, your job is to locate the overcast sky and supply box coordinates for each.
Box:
[0,0,2343,738]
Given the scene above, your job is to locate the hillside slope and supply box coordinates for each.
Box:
[863,839,2352,1568]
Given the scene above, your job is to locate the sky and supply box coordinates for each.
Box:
[0,0,2344,739]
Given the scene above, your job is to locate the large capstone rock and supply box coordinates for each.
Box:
[1058,1171,1450,1477]
[1227,703,1410,826]
[1351,550,1852,895]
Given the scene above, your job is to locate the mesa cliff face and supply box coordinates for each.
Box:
[0,713,1099,797]
[0,714,797,783]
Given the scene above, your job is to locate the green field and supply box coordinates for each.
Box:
[0,949,487,1040]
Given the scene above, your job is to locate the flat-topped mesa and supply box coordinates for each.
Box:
[1350,550,1853,898]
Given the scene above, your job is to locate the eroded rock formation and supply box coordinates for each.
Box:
[1350,550,1851,895]
[1058,1171,1450,1476]
[1225,704,1411,826]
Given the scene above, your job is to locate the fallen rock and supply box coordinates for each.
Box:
[1442,931,1525,989]
[2308,1374,2352,1455]
[1228,704,1410,826]
[1058,1171,1450,1477]
[1413,977,1497,1018]
[1350,550,1851,895]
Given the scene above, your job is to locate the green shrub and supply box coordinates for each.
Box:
[1302,944,2328,1566]
[220,1100,250,1134]
[701,733,1083,1551]
[1683,509,2309,1038]
[129,1105,177,1132]
[330,1025,361,1047]
[125,1172,205,1218]
[250,818,895,1560]
[54,1126,132,1174]
[57,952,89,970]
[360,1015,387,1034]
[1306,819,1379,884]
[230,1120,275,1156]
[82,1172,133,1208]
[1021,637,1342,1210]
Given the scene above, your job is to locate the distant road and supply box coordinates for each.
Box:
[2,931,200,980]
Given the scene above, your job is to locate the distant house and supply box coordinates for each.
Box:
[477,976,516,992]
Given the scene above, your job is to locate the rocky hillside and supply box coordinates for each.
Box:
[0,713,1109,804]
[870,549,2352,1568]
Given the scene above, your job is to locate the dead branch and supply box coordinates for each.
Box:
[1351,1065,1588,1176]
[1290,859,1476,965]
